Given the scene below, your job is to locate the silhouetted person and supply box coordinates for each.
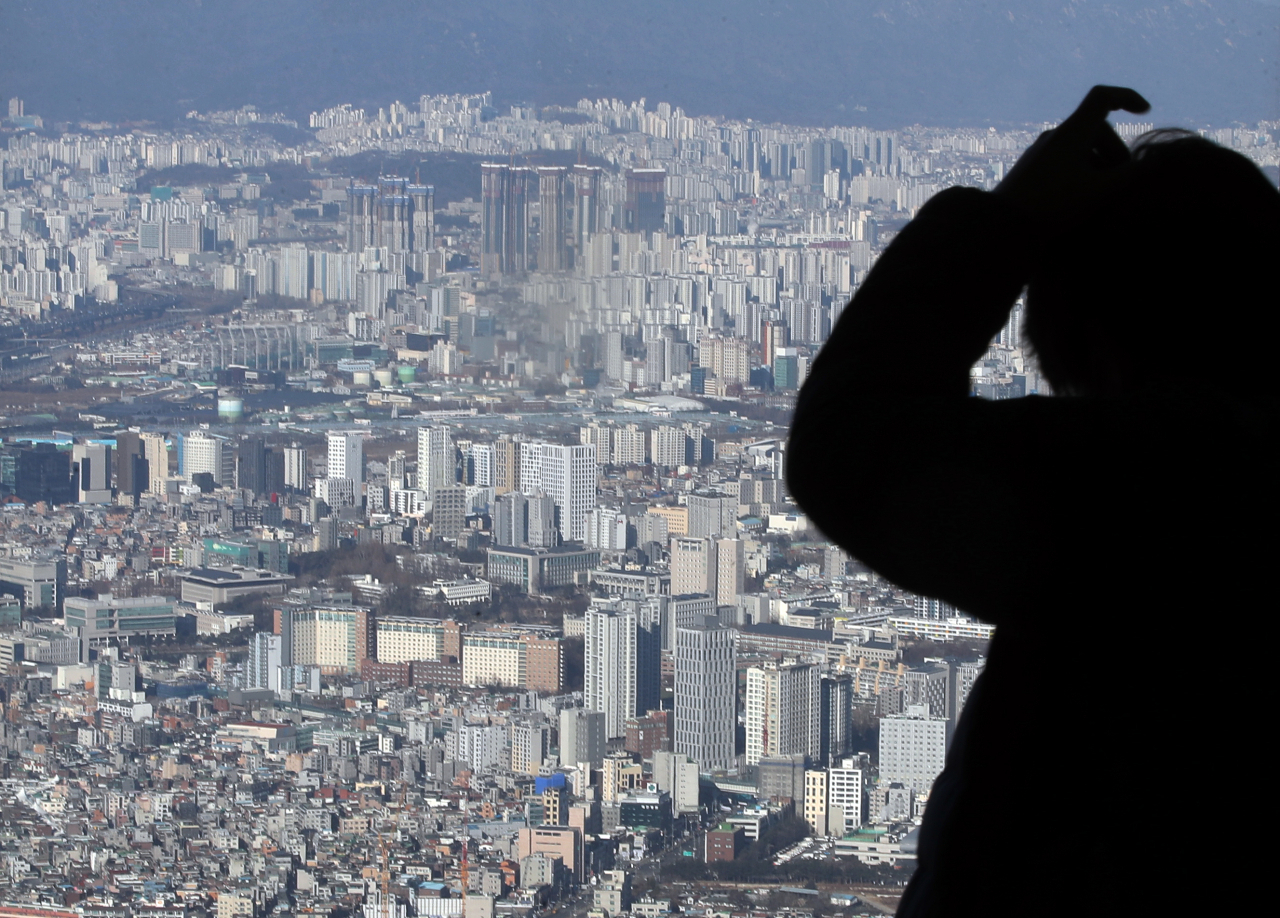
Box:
[787,87,1279,917]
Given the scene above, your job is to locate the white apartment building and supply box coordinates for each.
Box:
[650,425,686,468]
[520,442,597,542]
[510,722,550,775]
[744,660,820,766]
[584,605,638,739]
[284,445,307,490]
[417,425,455,494]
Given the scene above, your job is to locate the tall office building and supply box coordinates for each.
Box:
[584,601,662,739]
[113,432,147,504]
[744,661,820,766]
[417,426,455,495]
[481,164,532,275]
[141,433,168,495]
[326,432,364,496]
[183,431,227,485]
[494,436,520,495]
[346,178,434,254]
[674,616,736,771]
[820,673,854,766]
[624,168,667,234]
[519,443,597,543]
[879,704,948,794]
[71,442,112,504]
[559,707,606,770]
[236,437,267,495]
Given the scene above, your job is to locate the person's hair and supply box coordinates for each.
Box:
[1025,130,1280,397]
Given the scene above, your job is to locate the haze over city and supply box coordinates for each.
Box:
[0,3,1275,918]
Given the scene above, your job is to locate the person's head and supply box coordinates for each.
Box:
[1025,131,1280,397]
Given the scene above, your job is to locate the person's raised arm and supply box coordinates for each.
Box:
[786,88,1150,622]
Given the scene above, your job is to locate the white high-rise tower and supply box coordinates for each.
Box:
[519,442,597,542]
[417,426,455,494]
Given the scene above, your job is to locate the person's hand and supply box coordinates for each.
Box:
[995,85,1150,224]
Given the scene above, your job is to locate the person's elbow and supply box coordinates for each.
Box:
[785,409,829,524]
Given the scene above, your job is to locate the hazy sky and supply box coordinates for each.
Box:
[1,0,1276,128]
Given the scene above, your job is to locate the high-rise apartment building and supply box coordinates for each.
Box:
[72,442,112,504]
[519,443,597,543]
[612,424,645,465]
[432,485,468,541]
[744,661,820,766]
[247,632,284,692]
[820,673,854,766]
[674,616,736,771]
[466,442,494,487]
[283,444,307,490]
[624,168,667,234]
[570,165,603,259]
[493,490,556,548]
[494,436,520,494]
[579,422,612,466]
[650,426,686,469]
[346,178,434,254]
[481,163,532,274]
[584,601,662,739]
[537,166,570,273]
[417,426,455,495]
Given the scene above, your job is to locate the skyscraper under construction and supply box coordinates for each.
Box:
[346,178,434,254]
[481,163,532,275]
[483,163,603,275]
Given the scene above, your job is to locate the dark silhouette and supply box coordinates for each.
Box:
[787,87,1279,917]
